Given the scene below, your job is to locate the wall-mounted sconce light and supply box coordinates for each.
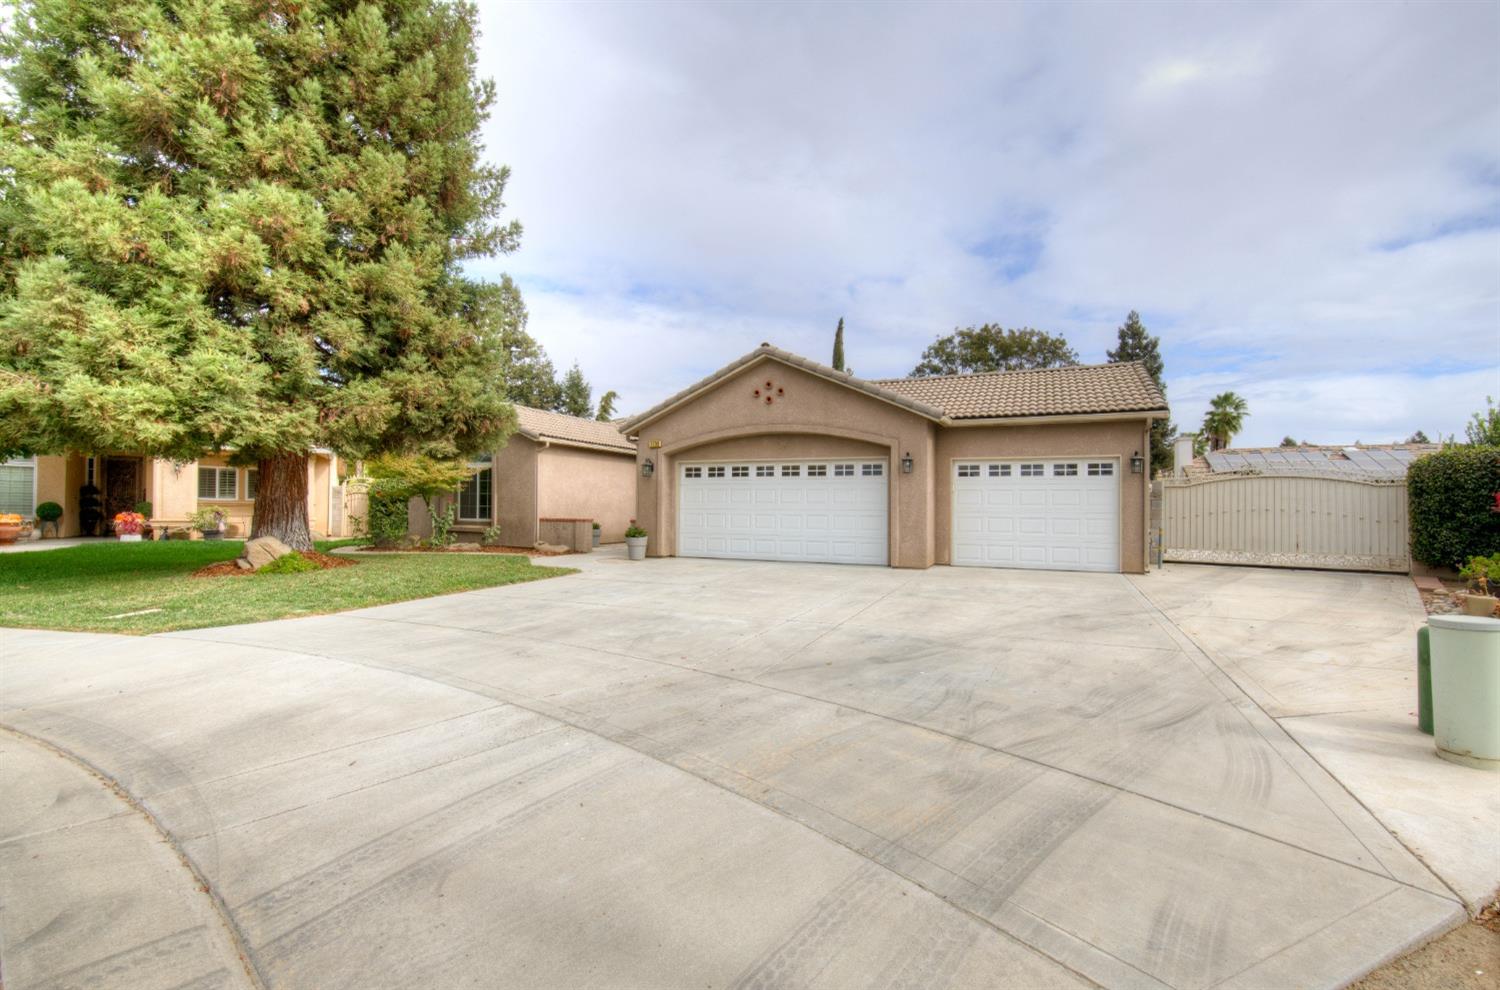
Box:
[901,452,914,474]
[641,458,655,479]
[1130,452,1144,474]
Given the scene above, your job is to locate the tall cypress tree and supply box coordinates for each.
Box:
[1106,311,1174,471]
[831,317,846,372]
[559,363,593,418]
[0,1,519,549]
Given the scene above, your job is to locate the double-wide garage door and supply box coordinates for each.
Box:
[953,459,1120,572]
[678,459,888,565]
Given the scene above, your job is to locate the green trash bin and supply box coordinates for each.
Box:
[1417,626,1433,735]
[1428,615,1500,771]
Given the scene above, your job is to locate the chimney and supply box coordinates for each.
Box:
[1173,435,1195,477]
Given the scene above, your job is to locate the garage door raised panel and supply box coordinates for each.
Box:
[952,459,1119,572]
[679,459,888,565]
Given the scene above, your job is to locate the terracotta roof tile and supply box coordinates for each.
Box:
[618,344,1168,432]
[869,362,1167,419]
[514,406,636,454]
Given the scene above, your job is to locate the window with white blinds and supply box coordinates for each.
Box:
[0,458,36,516]
[197,466,238,500]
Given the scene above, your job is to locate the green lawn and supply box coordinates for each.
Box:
[0,540,574,635]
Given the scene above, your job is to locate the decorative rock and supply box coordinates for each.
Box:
[533,542,570,554]
[234,557,254,571]
[241,535,293,570]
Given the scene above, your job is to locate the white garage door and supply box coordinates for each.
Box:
[953,459,1120,572]
[678,459,888,565]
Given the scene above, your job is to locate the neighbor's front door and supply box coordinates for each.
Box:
[103,457,142,528]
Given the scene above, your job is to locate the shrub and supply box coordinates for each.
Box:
[134,500,153,518]
[1459,554,1500,596]
[625,525,647,539]
[1408,445,1500,568]
[367,477,411,548]
[78,484,102,535]
[35,501,62,522]
[257,551,319,574]
[190,506,227,532]
[482,524,503,546]
[429,504,457,547]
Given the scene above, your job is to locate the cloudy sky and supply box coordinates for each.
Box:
[470,1,1500,446]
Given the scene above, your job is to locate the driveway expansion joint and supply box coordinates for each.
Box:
[0,723,268,990]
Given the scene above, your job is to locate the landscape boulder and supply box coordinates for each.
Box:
[241,535,293,571]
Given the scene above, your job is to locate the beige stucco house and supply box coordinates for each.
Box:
[619,344,1168,573]
[1,449,357,539]
[419,406,637,545]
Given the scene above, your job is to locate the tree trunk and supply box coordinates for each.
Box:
[250,453,313,550]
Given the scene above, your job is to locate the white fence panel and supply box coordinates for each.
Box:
[1161,473,1408,572]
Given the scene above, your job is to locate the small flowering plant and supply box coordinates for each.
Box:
[112,511,147,535]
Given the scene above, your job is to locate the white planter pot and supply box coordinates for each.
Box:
[119,533,143,542]
[625,536,648,561]
[592,529,601,548]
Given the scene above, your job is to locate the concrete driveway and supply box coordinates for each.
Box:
[0,555,1473,990]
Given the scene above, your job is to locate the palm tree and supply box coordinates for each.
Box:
[1201,392,1249,451]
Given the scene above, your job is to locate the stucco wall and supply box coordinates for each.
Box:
[536,445,637,543]
[630,357,940,568]
[495,439,538,546]
[34,456,67,532]
[934,418,1154,573]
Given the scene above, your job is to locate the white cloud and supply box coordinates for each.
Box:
[469,1,1500,442]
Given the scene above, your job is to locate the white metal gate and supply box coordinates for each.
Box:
[1161,473,1409,573]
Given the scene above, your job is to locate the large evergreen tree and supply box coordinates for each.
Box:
[559,362,592,418]
[0,0,519,549]
[595,390,619,421]
[831,316,846,372]
[1105,311,1174,472]
[911,325,1077,376]
[487,275,562,410]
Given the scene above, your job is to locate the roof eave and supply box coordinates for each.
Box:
[514,428,635,456]
[944,408,1170,427]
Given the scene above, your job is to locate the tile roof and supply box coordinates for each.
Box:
[868,361,1167,420]
[514,406,636,454]
[618,344,1168,433]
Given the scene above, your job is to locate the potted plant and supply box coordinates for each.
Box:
[113,511,147,542]
[1459,554,1500,617]
[191,506,228,540]
[35,501,63,538]
[624,524,648,561]
[0,513,22,545]
[78,484,102,536]
[135,500,154,540]
[592,521,602,548]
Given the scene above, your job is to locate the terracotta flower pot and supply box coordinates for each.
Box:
[1462,594,1499,617]
[0,523,20,545]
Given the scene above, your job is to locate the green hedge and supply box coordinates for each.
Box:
[367,478,411,548]
[1408,445,1500,568]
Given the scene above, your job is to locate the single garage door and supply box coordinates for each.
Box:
[953,459,1119,572]
[678,459,888,565]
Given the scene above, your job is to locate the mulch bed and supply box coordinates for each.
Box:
[191,550,356,579]
[356,545,574,557]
